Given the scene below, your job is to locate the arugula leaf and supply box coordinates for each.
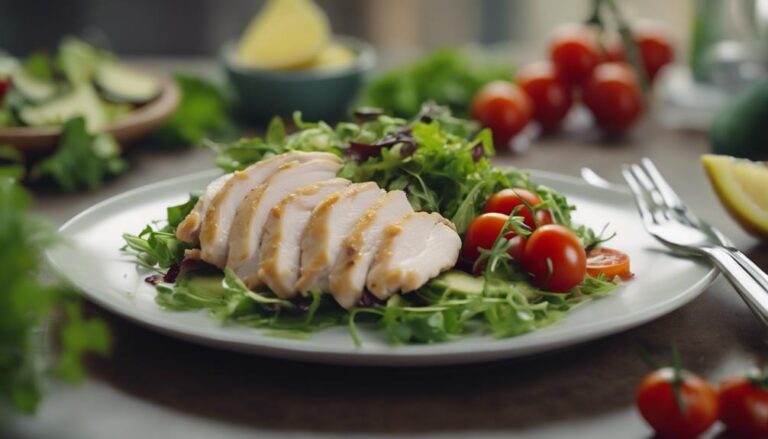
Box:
[149,74,237,148]
[122,194,199,269]
[31,117,127,192]
[0,178,110,413]
[361,49,513,118]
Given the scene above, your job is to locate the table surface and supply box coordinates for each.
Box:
[7,65,768,439]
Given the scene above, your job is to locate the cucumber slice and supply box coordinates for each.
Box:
[95,62,160,104]
[429,270,485,295]
[11,70,57,103]
[19,84,106,132]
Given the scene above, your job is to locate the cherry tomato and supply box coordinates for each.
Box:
[516,61,573,131]
[470,81,533,145]
[549,24,602,86]
[0,79,9,99]
[719,375,768,438]
[636,368,718,439]
[483,188,553,231]
[603,28,674,83]
[582,62,644,134]
[522,224,586,292]
[462,213,527,265]
[586,247,632,280]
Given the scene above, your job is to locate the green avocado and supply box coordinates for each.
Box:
[710,79,768,160]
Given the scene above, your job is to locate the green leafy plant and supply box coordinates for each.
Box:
[0,178,110,413]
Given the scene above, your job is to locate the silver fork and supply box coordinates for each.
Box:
[622,158,768,326]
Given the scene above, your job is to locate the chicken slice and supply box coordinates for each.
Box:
[227,159,343,287]
[176,173,232,244]
[328,190,414,309]
[367,212,461,300]
[199,151,341,268]
[258,178,351,298]
[295,182,385,294]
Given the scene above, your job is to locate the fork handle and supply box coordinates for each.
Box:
[700,246,768,327]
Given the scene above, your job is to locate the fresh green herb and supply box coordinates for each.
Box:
[148,74,237,148]
[0,178,110,413]
[30,117,127,192]
[122,193,199,269]
[361,49,513,118]
[0,145,25,180]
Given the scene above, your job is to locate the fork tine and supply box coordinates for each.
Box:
[629,164,669,220]
[621,166,658,225]
[641,158,686,213]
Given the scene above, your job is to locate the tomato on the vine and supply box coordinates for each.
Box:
[522,224,586,292]
[549,24,602,86]
[586,247,632,280]
[462,213,526,265]
[516,61,573,131]
[582,62,644,133]
[636,368,718,439]
[470,81,532,145]
[719,374,768,438]
[606,26,674,83]
[483,188,553,231]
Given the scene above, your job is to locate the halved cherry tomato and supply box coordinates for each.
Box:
[586,247,632,280]
[719,374,768,438]
[636,368,718,439]
[483,188,553,231]
[549,24,602,86]
[470,81,533,145]
[522,224,586,292]
[582,62,644,134]
[516,61,573,131]
[462,213,527,265]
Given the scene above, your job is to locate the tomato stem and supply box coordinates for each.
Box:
[671,342,688,414]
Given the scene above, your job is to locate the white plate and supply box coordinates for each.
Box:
[47,169,717,366]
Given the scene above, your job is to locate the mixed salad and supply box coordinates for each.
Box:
[123,105,630,345]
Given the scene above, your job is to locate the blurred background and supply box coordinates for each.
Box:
[1,0,692,65]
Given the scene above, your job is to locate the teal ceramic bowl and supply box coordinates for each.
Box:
[222,36,375,123]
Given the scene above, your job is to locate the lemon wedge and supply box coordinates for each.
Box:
[701,154,768,238]
[237,0,330,70]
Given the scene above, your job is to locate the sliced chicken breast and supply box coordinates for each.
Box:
[328,190,414,309]
[367,212,461,300]
[199,151,341,268]
[258,178,351,298]
[227,159,343,287]
[176,173,232,244]
[295,182,385,294]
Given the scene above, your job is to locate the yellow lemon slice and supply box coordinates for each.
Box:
[237,0,330,70]
[701,154,768,238]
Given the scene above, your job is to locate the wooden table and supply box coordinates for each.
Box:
[8,105,768,439]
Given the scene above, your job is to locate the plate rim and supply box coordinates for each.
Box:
[47,168,719,366]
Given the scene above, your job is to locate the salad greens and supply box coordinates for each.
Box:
[124,105,618,345]
[30,117,127,192]
[361,49,513,118]
[0,178,110,413]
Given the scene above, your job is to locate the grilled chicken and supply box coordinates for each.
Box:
[198,151,341,268]
[258,178,351,298]
[227,159,342,287]
[295,182,385,294]
[328,190,414,309]
[367,212,461,300]
[176,173,232,244]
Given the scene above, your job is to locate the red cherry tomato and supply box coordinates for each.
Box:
[636,368,719,439]
[522,224,586,292]
[516,61,573,131]
[470,81,533,145]
[0,79,9,99]
[719,375,768,438]
[636,29,674,82]
[602,27,674,83]
[483,188,553,231]
[586,247,632,280]
[462,213,527,265]
[582,62,644,134]
[549,24,602,86]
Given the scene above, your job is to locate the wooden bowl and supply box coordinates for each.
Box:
[0,75,180,155]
